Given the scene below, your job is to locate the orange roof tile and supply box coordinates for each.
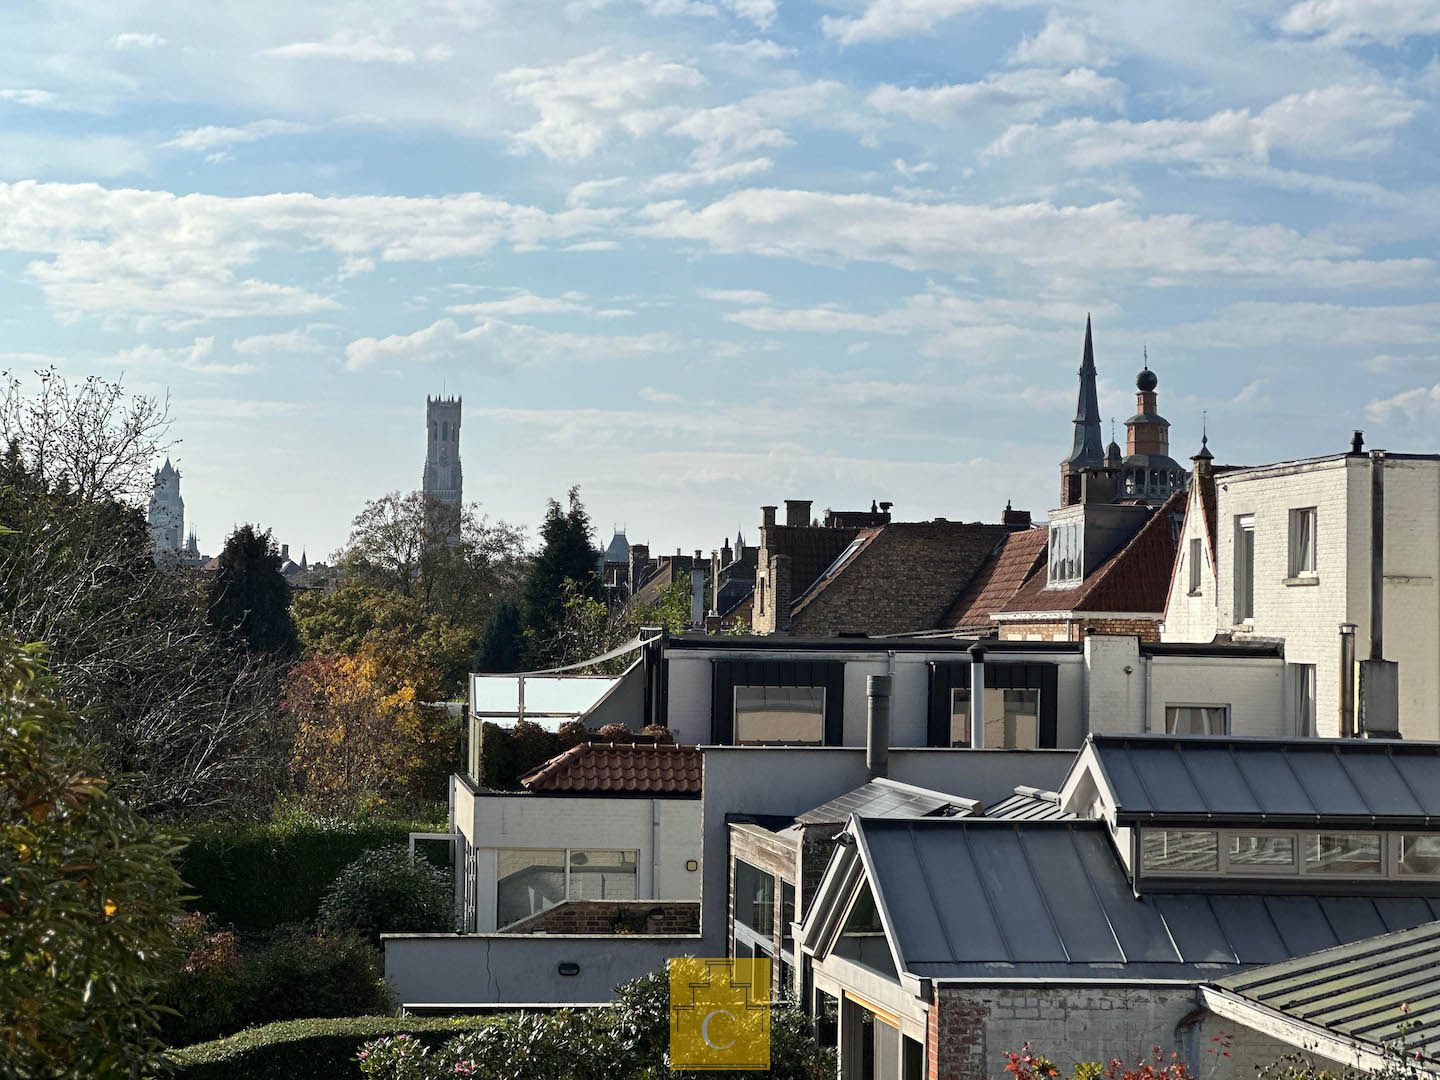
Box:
[941,527,1049,631]
[519,742,702,795]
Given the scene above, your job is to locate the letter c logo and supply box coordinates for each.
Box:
[701,1008,737,1050]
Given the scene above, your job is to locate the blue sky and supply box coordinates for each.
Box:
[1,0,1438,559]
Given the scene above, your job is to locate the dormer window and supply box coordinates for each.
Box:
[1048,521,1082,584]
[1140,828,1435,881]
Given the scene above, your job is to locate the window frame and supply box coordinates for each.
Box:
[495,846,640,928]
[1291,664,1317,737]
[1234,514,1256,622]
[1163,703,1231,736]
[1188,537,1204,596]
[1139,829,1440,881]
[733,684,827,745]
[1288,507,1318,578]
[948,686,1041,749]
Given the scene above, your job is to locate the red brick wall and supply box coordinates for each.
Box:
[500,900,699,935]
[927,990,989,1080]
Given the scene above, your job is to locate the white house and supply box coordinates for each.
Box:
[1163,437,1440,741]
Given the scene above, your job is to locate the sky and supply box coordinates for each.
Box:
[1,0,1438,560]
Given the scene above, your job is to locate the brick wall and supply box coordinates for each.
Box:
[998,617,1161,643]
[501,899,699,935]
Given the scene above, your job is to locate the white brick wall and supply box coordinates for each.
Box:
[1164,478,1221,644]
[1150,656,1287,736]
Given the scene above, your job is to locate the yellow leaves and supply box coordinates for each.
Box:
[103,898,118,918]
[16,841,31,861]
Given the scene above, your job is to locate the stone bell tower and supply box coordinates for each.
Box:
[423,396,463,508]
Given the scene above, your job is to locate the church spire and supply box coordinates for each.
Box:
[1062,314,1104,469]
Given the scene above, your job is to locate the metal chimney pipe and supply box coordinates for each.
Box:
[1338,623,1357,738]
[968,643,987,748]
[1370,451,1385,661]
[866,674,891,779]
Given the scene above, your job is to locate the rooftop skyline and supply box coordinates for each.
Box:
[2,1,1437,556]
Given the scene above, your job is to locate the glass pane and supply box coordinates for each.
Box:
[734,685,824,744]
[1397,835,1440,876]
[815,990,839,1048]
[873,1016,899,1080]
[567,849,637,901]
[496,849,567,927]
[735,860,775,935]
[1304,833,1382,875]
[1004,689,1040,749]
[1166,707,1226,735]
[781,882,796,951]
[1229,834,1296,869]
[1142,830,1219,873]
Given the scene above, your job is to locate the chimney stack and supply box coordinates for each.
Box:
[1350,430,1365,456]
[281,543,289,561]
[761,505,777,527]
[1001,501,1032,529]
[785,499,812,527]
[866,674,892,779]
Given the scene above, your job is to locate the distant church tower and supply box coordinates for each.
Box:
[147,458,184,556]
[423,396,463,507]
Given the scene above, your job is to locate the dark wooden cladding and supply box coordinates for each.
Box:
[927,661,1058,748]
[711,659,845,745]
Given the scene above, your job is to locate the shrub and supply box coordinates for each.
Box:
[178,807,444,930]
[319,846,454,942]
[167,1015,493,1080]
[158,919,393,1046]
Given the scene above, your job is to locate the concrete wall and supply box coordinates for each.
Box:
[699,747,1073,952]
[456,788,700,931]
[383,932,699,1006]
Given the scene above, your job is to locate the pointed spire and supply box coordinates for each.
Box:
[1062,314,1105,468]
[1193,411,1214,462]
[300,549,308,571]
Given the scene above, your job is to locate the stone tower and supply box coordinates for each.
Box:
[147,458,184,557]
[423,396,463,507]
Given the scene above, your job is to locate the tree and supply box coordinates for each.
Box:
[318,846,453,943]
[540,577,693,673]
[208,524,299,659]
[0,638,186,1079]
[477,601,523,673]
[522,487,601,665]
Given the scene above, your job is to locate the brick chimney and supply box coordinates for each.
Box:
[281,543,289,561]
[785,499,812,527]
[1001,501,1032,529]
[771,553,792,632]
[761,505,777,527]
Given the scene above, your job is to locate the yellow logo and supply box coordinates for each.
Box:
[669,957,771,1071]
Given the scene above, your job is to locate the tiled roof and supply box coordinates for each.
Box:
[766,524,864,601]
[942,527,1049,631]
[519,742,702,795]
[999,490,1185,616]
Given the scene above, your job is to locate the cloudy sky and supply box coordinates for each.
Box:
[2,1,1438,558]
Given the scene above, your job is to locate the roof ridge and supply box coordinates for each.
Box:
[1073,488,1184,609]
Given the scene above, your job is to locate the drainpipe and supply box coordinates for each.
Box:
[866,674,891,779]
[1370,451,1385,663]
[969,643,987,748]
[1339,623,1357,738]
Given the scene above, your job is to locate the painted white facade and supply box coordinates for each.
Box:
[452,775,701,932]
[1164,453,1440,740]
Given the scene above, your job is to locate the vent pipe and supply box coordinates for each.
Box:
[1338,623,1357,738]
[1369,451,1385,662]
[968,643,987,749]
[866,674,891,779]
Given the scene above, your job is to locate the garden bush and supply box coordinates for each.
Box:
[319,845,455,942]
[167,1015,493,1080]
[159,917,393,1047]
[178,806,445,930]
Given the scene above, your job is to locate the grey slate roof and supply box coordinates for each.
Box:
[853,819,1440,982]
[1215,919,1440,1057]
[796,778,976,826]
[1086,734,1440,825]
[984,787,1074,821]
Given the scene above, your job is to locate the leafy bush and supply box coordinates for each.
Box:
[319,846,454,942]
[158,918,393,1046]
[178,807,444,930]
[357,968,834,1080]
[167,1015,493,1080]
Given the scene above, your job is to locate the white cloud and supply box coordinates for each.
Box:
[343,316,675,371]
[498,49,705,161]
[1366,383,1440,423]
[112,32,167,50]
[644,157,775,193]
[0,181,617,322]
[699,287,771,303]
[1279,0,1440,44]
[0,89,60,108]
[987,84,1418,167]
[263,29,421,64]
[820,0,1000,45]
[710,38,796,60]
[447,289,634,318]
[639,386,683,403]
[164,119,310,153]
[642,188,1434,289]
[722,0,779,27]
[1170,301,1440,347]
[233,328,328,355]
[109,336,256,376]
[1010,12,1112,68]
[869,68,1123,123]
[893,158,936,178]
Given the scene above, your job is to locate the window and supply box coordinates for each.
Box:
[734,860,775,936]
[734,685,824,744]
[1048,521,1081,584]
[780,881,796,956]
[1165,705,1229,736]
[495,848,638,927]
[1235,515,1256,621]
[757,577,765,615]
[1305,833,1382,875]
[814,990,839,1049]
[1188,537,1204,595]
[1142,830,1219,873]
[950,688,1039,748]
[1228,833,1297,870]
[1288,508,1317,577]
[1397,835,1440,876]
[1291,664,1316,737]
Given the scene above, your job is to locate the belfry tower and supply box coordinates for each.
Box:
[423,396,463,508]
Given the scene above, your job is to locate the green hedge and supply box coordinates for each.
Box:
[178,813,447,930]
[166,1015,494,1080]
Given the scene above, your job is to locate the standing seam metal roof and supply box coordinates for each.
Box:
[1088,735,1440,823]
[851,819,1440,982]
[1216,919,1440,1055]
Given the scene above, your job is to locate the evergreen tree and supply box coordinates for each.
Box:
[207,524,299,658]
[522,487,600,665]
[477,600,523,672]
